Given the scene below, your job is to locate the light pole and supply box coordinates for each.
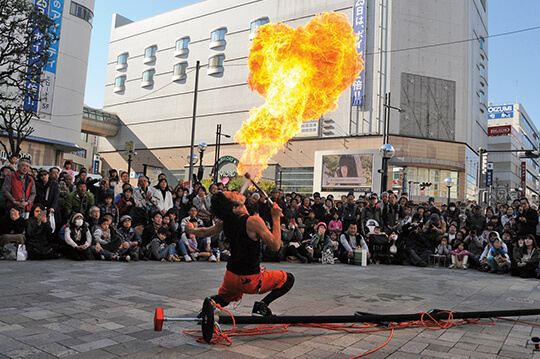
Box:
[444,177,454,206]
[379,143,395,193]
[212,124,231,183]
[197,142,207,181]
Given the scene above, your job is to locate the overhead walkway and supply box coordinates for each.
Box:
[82,106,120,137]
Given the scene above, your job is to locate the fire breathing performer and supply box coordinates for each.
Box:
[184,191,294,317]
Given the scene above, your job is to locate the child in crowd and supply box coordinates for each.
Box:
[149,227,181,261]
[92,217,129,261]
[184,218,217,262]
[449,241,470,270]
[328,212,343,235]
[99,193,119,226]
[435,236,452,258]
[487,238,511,274]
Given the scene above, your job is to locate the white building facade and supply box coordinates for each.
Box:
[100,0,488,200]
[487,103,540,202]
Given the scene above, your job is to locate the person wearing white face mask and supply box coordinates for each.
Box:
[64,212,93,260]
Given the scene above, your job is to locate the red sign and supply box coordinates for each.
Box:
[488,125,512,136]
[521,161,527,197]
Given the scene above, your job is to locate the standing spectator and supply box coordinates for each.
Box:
[114,171,130,197]
[193,186,209,212]
[99,193,119,226]
[360,194,381,230]
[466,205,486,231]
[328,212,343,235]
[2,158,36,218]
[61,160,75,179]
[95,178,114,206]
[382,193,400,234]
[517,198,538,236]
[34,169,60,225]
[342,193,360,230]
[7,154,18,172]
[64,181,95,218]
[48,167,60,183]
[297,196,312,221]
[311,193,325,221]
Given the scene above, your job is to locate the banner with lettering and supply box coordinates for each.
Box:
[351,0,366,106]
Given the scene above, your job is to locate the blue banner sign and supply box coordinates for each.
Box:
[44,0,63,74]
[351,0,366,106]
[24,0,51,112]
[487,104,514,120]
[486,169,493,187]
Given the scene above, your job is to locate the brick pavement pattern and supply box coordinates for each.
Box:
[1,260,540,358]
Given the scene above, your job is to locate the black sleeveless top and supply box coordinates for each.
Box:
[223,213,261,275]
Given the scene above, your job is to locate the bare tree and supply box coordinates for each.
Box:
[0,0,57,157]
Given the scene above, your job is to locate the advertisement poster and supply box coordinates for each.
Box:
[322,154,373,191]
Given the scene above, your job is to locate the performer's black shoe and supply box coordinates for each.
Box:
[252,301,274,317]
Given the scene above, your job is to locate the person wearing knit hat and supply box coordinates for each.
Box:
[309,222,328,261]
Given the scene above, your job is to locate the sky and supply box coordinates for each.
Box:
[83,0,540,127]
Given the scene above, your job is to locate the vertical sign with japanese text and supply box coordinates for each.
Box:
[39,0,64,115]
[351,0,366,106]
[24,0,51,112]
[521,161,527,198]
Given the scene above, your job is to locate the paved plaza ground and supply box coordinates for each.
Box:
[1,260,540,358]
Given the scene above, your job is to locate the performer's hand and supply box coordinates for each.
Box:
[271,202,282,220]
[185,220,194,234]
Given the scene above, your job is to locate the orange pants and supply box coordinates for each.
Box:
[218,268,287,303]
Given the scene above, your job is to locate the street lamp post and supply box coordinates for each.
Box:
[444,177,454,206]
[197,142,207,181]
[212,124,231,183]
[379,144,395,193]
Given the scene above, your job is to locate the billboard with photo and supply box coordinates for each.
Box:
[321,154,373,192]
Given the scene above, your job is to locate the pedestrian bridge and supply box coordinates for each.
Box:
[81,106,120,137]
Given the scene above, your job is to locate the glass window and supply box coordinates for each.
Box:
[80,132,88,142]
[115,76,126,87]
[117,53,127,65]
[141,69,155,87]
[479,64,485,78]
[478,91,485,105]
[479,37,485,50]
[250,17,269,38]
[114,75,126,92]
[142,69,155,82]
[116,53,128,70]
[176,37,189,51]
[70,2,94,25]
[173,62,188,81]
[207,54,225,75]
[144,45,157,63]
[211,28,227,42]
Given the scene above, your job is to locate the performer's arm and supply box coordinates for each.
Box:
[185,220,223,237]
[248,202,282,251]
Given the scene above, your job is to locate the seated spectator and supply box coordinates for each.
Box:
[449,241,470,270]
[117,187,135,217]
[338,223,370,264]
[486,237,511,274]
[0,207,26,249]
[92,217,126,261]
[25,204,59,259]
[310,222,327,260]
[284,222,314,263]
[322,230,340,264]
[64,213,93,261]
[479,231,508,271]
[403,220,431,267]
[511,234,539,278]
[183,218,217,262]
[148,227,181,261]
[155,178,173,215]
[87,206,101,232]
[435,235,452,260]
[115,215,142,260]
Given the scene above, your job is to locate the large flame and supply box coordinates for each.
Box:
[235,12,364,181]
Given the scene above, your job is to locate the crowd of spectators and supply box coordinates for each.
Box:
[0,157,539,280]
